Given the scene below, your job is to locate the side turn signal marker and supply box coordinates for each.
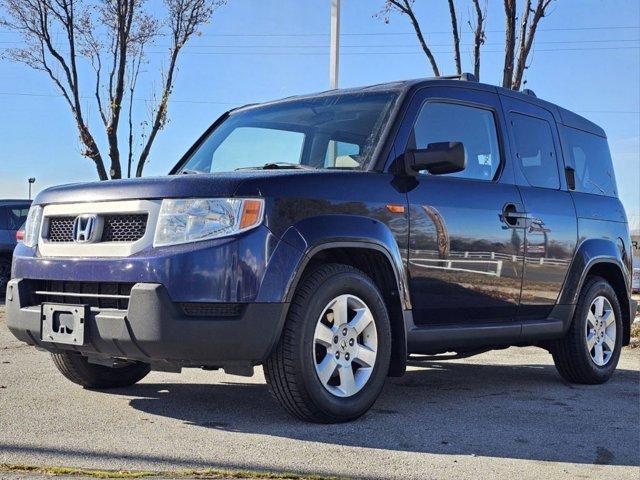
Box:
[386,204,405,214]
[240,199,264,229]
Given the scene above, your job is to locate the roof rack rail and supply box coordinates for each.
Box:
[438,72,478,82]
[522,88,537,97]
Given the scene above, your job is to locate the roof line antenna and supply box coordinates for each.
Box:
[522,88,537,97]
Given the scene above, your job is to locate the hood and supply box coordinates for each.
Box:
[33,171,267,205]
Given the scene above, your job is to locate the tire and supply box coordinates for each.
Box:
[551,276,623,384]
[51,352,151,389]
[0,256,10,298]
[264,263,392,423]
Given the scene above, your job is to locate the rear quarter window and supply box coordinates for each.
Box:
[560,126,617,197]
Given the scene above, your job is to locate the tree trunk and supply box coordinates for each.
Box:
[502,0,517,89]
[78,122,108,180]
[447,0,461,75]
[471,0,484,80]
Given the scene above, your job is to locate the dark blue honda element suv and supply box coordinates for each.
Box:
[6,75,636,422]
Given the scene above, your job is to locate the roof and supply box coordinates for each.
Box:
[0,199,32,206]
[237,76,606,138]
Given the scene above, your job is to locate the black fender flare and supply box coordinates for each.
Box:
[280,214,410,310]
[559,238,630,306]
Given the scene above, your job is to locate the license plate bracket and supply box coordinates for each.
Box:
[41,303,87,346]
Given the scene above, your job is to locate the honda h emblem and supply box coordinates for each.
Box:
[72,214,99,243]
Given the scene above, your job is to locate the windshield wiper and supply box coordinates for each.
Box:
[236,162,317,171]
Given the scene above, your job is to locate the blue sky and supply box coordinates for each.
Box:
[0,0,638,219]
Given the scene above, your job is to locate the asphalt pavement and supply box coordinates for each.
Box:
[1,305,639,480]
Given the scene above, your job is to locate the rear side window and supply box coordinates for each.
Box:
[510,113,560,189]
[560,126,617,197]
[412,102,501,181]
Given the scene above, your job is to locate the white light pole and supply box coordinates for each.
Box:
[329,0,340,89]
[27,177,36,200]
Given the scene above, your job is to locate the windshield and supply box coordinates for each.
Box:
[177,91,398,173]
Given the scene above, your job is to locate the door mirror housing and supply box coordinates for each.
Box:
[404,142,466,176]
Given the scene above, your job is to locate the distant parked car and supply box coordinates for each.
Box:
[0,200,31,294]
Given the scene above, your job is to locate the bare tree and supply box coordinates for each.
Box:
[1,0,225,180]
[510,0,553,90]
[379,0,554,90]
[136,0,218,177]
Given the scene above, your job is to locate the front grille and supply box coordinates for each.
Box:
[101,214,148,242]
[27,280,135,310]
[45,214,148,243]
[47,217,74,242]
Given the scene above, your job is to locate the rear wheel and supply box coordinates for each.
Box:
[551,276,623,384]
[264,263,391,423]
[51,352,150,389]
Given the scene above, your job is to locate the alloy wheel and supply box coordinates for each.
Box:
[585,295,616,367]
[312,294,378,397]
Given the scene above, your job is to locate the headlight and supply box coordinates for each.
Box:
[23,205,43,248]
[154,198,264,247]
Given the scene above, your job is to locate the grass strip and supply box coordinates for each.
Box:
[0,463,348,480]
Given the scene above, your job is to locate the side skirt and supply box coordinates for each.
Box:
[404,304,574,355]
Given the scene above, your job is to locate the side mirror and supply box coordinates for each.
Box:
[404,142,466,176]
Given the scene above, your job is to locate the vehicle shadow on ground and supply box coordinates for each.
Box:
[116,360,639,467]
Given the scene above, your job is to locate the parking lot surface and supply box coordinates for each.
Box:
[1,306,639,480]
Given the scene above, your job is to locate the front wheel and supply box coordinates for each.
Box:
[51,352,151,389]
[264,263,391,423]
[551,276,623,384]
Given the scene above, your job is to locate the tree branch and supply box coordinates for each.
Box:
[512,0,553,90]
[387,0,440,76]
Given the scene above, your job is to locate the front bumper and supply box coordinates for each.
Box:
[5,279,287,367]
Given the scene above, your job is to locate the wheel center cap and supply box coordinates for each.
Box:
[340,340,347,350]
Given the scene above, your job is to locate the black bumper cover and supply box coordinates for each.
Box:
[5,279,287,367]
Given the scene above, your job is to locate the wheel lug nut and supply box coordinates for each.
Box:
[345,353,350,361]
[334,336,339,344]
[349,338,354,346]
[335,352,340,359]
[342,328,348,336]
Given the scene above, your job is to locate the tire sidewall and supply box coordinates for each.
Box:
[574,279,623,380]
[295,270,391,420]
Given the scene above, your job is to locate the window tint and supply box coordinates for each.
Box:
[412,102,501,181]
[511,113,559,189]
[324,140,360,168]
[560,126,617,197]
